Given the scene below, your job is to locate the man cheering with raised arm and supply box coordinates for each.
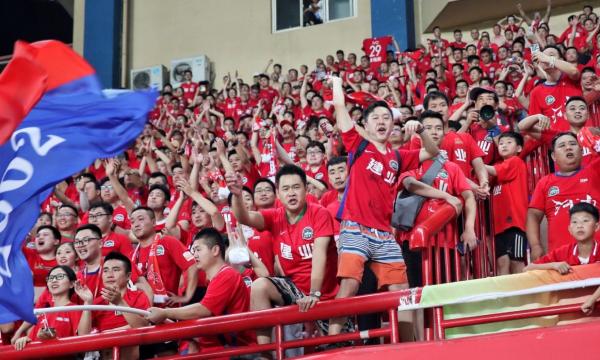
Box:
[327,76,439,337]
[226,164,339,348]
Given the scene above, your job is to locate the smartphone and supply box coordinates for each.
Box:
[530,43,540,54]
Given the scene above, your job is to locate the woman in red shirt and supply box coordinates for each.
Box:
[12,266,81,350]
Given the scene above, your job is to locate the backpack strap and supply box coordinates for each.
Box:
[348,138,370,169]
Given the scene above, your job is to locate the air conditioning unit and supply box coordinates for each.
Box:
[130,65,168,90]
[170,55,210,87]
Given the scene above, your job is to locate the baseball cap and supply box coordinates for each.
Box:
[469,86,498,102]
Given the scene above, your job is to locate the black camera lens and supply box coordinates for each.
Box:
[479,105,495,121]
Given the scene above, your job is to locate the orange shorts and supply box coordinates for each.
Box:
[337,253,407,289]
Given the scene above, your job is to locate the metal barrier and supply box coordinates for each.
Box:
[525,145,550,195]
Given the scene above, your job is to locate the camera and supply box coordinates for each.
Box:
[479,105,495,121]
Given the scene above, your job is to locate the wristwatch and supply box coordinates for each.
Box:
[309,291,322,299]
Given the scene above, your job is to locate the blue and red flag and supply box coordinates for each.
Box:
[0,40,156,324]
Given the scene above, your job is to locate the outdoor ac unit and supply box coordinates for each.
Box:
[170,55,210,87]
[130,65,168,90]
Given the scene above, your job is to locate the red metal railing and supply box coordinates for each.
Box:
[525,145,550,195]
[0,290,410,359]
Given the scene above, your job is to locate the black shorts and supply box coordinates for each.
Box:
[266,276,354,334]
[495,227,527,261]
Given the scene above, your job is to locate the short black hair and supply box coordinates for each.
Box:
[89,202,114,215]
[37,225,61,241]
[171,162,183,172]
[419,110,444,126]
[498,131,524,147]
[363,100,392,121]
[148,184,171,203]
[194,227,227,260]
[566,96,587,107]
[149,172,169,185]
[570,202,599,222]
[254,178,276,193]
[306,140,325,154]
[327,156,347,169]
[551,131,578,151]
[131,206,156,220]
[59,204,78,216]
[75,223,102,239]
[276,164,307,187]
[423,91,449,110]
[543,45,564,59]
[104,251,133,274]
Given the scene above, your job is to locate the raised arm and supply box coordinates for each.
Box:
[331,76,353,133]
[404,120,439,161]
[300,74,310,109]
[105,159,136,213]
[516,113,550,139]
[225,172,265,230]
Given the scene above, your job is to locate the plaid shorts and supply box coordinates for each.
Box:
[339,220,404,263]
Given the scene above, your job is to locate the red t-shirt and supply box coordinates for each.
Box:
[240,225,275,276]
[181,82,199,103]
[397,160,471,248]
[492,156,528,234]
[303,163,329,185]
[260,203,338,299]
[30,302,81,341]
[112,205,131,230]
[362,36,393,71]
[341,127,420,232]
[470,123,509,165]
[24,248,57,287]
[528,76,583,131]
[101,231,133,258]
[535,240,600,266]
[134,235,196,295]
[198,265,254,349]
[92,289,150,332]
[529,157,600,251]
[410,131,484,180]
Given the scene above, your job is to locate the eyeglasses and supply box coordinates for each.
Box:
[100,184,113,190]
[73,237,100,247]
[47,273,67,282]
[254,188,274,194]
[190,246,201,254]
[307,150,323,155]
[56,213,77,218]
[88,213,110,220]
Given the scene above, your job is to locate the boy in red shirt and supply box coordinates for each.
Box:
[485,132,529,275]
[24,225,60,299]
[329,76,439,337]
[76,251,150,360]
[526,203,600,274]
[146,228,254,354]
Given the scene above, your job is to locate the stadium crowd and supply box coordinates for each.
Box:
[4,1,600,358]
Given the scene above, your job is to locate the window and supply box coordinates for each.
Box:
[272,0,355,32]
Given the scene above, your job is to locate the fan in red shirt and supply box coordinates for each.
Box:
[449,29,468,50]
[130,206,198,306]
[362,35,393,71]
[518,96,600,168]
[11,266,81,351]
[87,203,133,257]
[227,164,338,347]
[303,140,329,185]
[76,252,150,360]
[526,203,600,274]
[181,70,199,106]
[485,132,529,275]
[329,76,438,337]
[24,225,60,297]
[397,112,477,287]
[146,228,254,355]
[528,132,600,261]
[528,46,582,131]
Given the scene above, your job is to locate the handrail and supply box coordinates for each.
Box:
[0,290,405,359]
[34,305,150,317]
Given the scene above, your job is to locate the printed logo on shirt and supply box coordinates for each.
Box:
[156,245,165,256]
[242,176,248,185]
[581,178,589,183]
[315,173,324,180]
[493,185,502,196]
[454,149,467,162]
[243,276,253,287]
[389,160,399,172]
[103,240,115,248]
[366,159,384,176]
[114,214,125,222]
[298,243,314,260]
[545,95,556,105]
[548,186,560,197]
[183,251,194,261]
[281,243,293,260]
[438,170,448,179]
[302,227,314,240]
